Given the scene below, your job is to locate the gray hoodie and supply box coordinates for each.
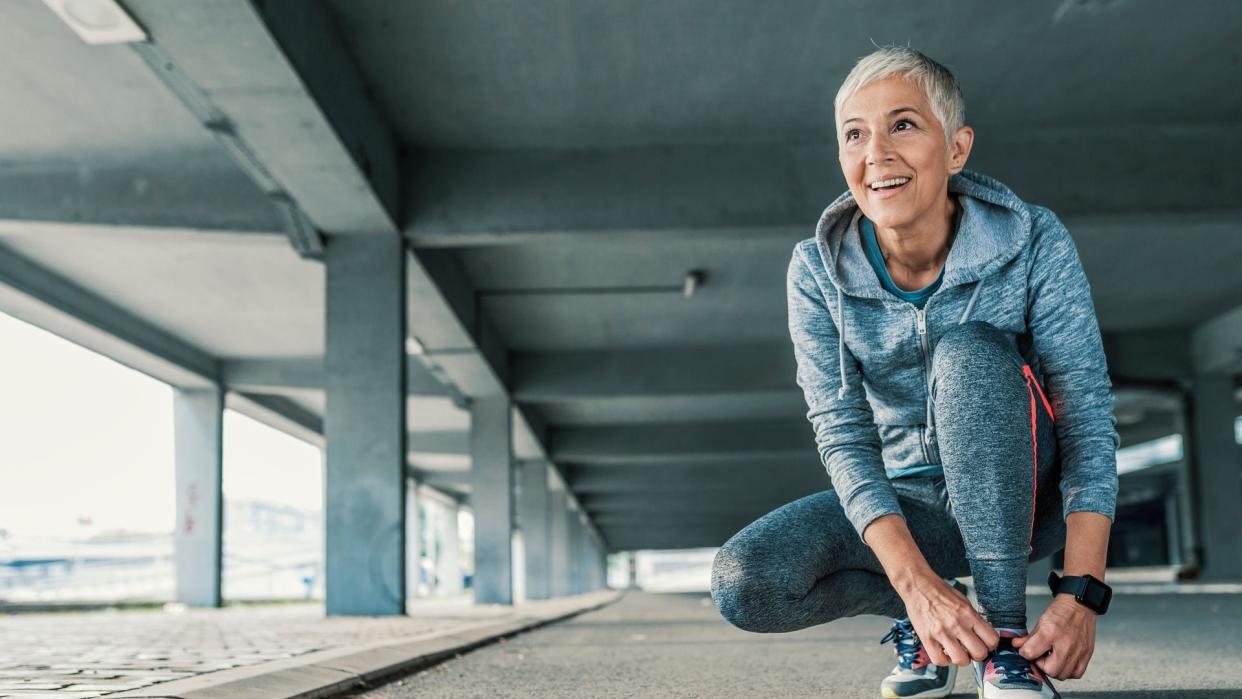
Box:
[787,169,1119,539]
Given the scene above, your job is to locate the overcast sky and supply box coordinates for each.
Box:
[0,311,321,541]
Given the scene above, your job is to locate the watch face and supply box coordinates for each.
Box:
[1081,576,1112,613]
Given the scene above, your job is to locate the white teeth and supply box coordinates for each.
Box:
[870,177,911,190]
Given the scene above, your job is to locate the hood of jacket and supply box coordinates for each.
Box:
[810,168,1036,401]
[814,168,1034,299]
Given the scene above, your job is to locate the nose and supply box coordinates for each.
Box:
[866,129,895,166]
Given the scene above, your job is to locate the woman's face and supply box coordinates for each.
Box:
[837,77,972,231]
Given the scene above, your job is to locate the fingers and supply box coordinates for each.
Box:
[974,621,999,651]
[959,628,990,662]
[1036,646,1092,680]
[939,637,971,667]
[923,637,952,667]
[1017,627,1053,661]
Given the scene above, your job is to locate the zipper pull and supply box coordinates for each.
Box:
[916,308,927,335]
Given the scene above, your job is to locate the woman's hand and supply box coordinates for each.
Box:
[901,570,999,667]
[1011,595,1097,679]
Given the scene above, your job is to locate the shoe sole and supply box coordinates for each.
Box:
[880,663,957,698]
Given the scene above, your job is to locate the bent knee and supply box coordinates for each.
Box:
[710,543,785,633]
[932,321,1021,377]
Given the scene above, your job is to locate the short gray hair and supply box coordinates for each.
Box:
[833,46,965,147]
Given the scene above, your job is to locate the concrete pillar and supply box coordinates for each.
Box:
[627,551,639,589]
[549,488,569,597]
[441,501,463,596]
[569,508,583,594]
[173,387,224,607]
[324,236,407,615]
[519,461,551,600]
[1190,376,1242,579]
[405,478,422,601]
[470,396,513,604]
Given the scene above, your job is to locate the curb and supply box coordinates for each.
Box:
[109,589,624,699]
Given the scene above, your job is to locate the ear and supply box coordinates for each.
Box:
[947,125,975,175]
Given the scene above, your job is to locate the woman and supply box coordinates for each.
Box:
[710,47,1118,699]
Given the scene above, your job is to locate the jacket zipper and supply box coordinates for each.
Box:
[915,304,937,463]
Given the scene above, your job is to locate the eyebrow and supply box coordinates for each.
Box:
[842,106,922,127]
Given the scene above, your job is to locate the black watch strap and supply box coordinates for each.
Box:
[1047,571,1112,615]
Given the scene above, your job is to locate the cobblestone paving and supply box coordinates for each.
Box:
[0,601,501,697]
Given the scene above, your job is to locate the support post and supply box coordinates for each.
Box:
[569,507,583,595]
[405,478,422,602]
[173,386,224,607]
[1189,376,1242,579]
[325,236,407,615]
[549,488,570,597]
[519,461,551,600]
[471,396,513,604]
[441,500,463,596]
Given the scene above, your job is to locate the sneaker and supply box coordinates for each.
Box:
[972,631,1061,698]
[877,579,970,699]
[879,617,956,698]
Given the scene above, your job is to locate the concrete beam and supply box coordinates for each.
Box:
[410,469,470,495]
[407,430,470,456]
[404,142,1242,248]
[511,345,795,401]
[568,459,824,494]
[0,159,281,234]
[551,421,812,465]
[126,0,398,236]
[221,356,450,397]
[0,241,218,388]
[226,392,324,448]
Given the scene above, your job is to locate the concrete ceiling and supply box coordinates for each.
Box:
[0,0,1238,550]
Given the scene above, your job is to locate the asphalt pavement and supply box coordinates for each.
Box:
[344,590,1242,698]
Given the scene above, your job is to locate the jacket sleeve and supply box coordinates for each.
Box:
[788,243,901,540]
[1025,207,1120,521]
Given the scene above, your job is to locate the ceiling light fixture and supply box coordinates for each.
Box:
[683,270,704,298]
[42,0,147,44]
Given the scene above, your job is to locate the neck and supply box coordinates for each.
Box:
[873,195,957,274]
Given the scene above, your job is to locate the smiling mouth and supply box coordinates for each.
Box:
[869,176,911,191]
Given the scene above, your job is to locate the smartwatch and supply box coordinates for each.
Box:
[1047,571,1112,615]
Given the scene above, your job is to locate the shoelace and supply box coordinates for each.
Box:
[991,650,1041,685]
[879,618,922,670]
[989,639,1045,687]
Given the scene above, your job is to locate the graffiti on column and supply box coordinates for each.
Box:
[183,482,199,535]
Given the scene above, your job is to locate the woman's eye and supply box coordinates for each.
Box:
[846,129,862,141]
[894,119,914,131]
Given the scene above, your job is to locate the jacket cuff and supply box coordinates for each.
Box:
[842,482,904,542]
[1062,488,1117,522]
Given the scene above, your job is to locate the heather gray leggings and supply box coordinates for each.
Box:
[711,321,1066,631]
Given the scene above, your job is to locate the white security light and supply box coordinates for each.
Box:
[683,270,704,298]
[405,336,426,356]
[42,0,147,45]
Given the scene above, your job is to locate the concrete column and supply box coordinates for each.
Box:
[470,396,513,604]
[1190,376,1242,579]
[405,478,422,601]
[325,236,407,615]
[173,387,224,607]
[627,551,639,589]
[549,489,569,597]
[519,461,551,600]
[569,508,583,594]
[441,501,463,596]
